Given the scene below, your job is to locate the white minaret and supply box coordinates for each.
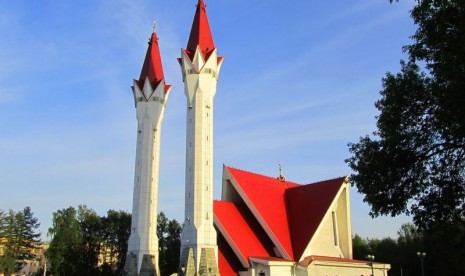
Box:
[179,0,223,275]
[125,23,171,276]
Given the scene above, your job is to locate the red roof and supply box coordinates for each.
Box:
[138,31,166,90]
[286,177,346,260]
[215,166,347,267]
[214,201,274,266]
[217,232,244,276]
[214,166,349,274]
[185,0,215,61]
[226,167,300,260]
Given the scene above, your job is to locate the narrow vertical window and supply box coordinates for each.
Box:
[332,211,338,246]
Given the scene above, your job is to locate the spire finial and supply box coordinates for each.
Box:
[152,19,156,33]
[278,162,286,182]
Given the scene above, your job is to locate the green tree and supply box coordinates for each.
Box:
[101,209,131,275]
[157,212,169,275]
[164,218,181,274]
[17,207,41,261]
[346,0,465,230]
[353,226,421,276]
[422,222,465,276]
[355,223,465,276]
[395,224,425,276]
[47,206,132,276]
[157,212,181,276]
[77,205,103,275]
[352,234,369,260]
[0,210,17,274]
[47,207,83,276]
[0,210,5,237]
[0,208,41,274]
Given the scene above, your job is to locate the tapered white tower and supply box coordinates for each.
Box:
[179,0,223,275]
[125,24,171,276]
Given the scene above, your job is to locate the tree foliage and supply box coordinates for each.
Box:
[354,222,465,276]
[347,0,465,229]
[0,210,17,274]
[0,207,41,275]
[46,206,83,276]
[46,207,180,276]
[157,212,181,276]
[101,209,131,275]
[46,206,131,276]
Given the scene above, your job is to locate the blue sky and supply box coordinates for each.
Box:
[1,0,415,240]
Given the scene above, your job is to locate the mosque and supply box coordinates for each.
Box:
[123,0,391,275]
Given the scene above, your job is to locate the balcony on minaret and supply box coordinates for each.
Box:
[132,30,171,108]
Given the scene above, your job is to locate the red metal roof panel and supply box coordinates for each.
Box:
[286,177,345,260]
[214,200,273,264]
[139,31,165,89]
[186,0,215,61]
[226,167,299,260]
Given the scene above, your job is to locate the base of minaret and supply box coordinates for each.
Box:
[178,247,218,276]
[124,253,159,276]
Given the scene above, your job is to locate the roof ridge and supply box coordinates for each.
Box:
[305,175,348,186]
[225,165,301,186]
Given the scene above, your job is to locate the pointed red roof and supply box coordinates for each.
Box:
[226,167,300,260]
[286,177,346,260]
[185,0,215,60]
[139,31,165,89]
[216,166,347,263]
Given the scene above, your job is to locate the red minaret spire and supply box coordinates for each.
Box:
[138,25,165,89]
[185,0,215,61]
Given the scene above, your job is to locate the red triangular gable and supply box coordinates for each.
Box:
[286,177,345,260]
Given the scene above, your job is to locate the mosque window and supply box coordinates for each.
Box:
[332,211,339,246]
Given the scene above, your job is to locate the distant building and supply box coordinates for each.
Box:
[0,241,47,276]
